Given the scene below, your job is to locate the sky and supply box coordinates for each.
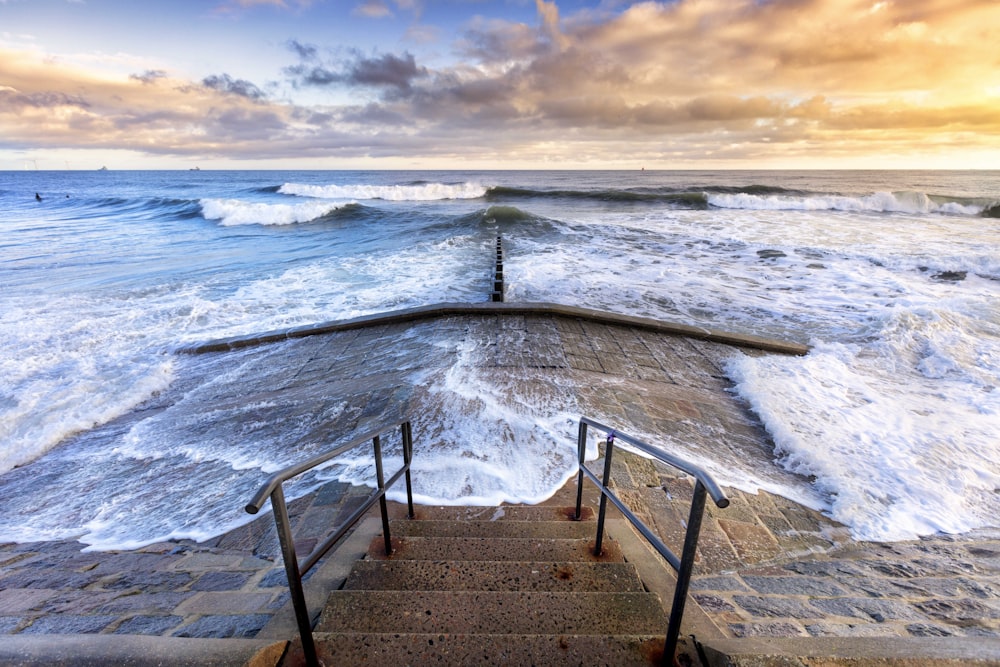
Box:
[1,0,998,170]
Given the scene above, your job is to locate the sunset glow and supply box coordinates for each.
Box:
[2,0,998,169]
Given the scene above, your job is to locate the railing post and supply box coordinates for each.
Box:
[372,435,393,555]
[594,433,615,556]
[663,480,709,665]
[402,421,415,519]
[574,420,588,520]
[271,483,319,667]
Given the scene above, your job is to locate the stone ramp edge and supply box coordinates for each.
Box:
[0,635,287,667]
[306,632,667,666]
[177,301,810,356]
[698,636,1000,666]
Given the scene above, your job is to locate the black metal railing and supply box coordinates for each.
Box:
[245,419,414,667]
[574,416,729,665]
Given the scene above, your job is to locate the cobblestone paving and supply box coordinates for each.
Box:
[2,312,998,643]
[603,451,1000,641]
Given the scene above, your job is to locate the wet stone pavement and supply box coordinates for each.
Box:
[2,310,999,645]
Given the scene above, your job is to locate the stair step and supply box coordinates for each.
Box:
[387,518,597,539]
[391,504,595,522]
[316,591,666,635]
[368,536,624,562]
[343,560,646,592]
[309,632,664,666]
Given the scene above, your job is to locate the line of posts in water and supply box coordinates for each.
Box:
[492,236,504,302]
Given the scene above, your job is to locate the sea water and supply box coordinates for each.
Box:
[1,169,998,549]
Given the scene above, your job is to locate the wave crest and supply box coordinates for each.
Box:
[200,198,356,226]
[708,190,986,215]
[279,182,488,201]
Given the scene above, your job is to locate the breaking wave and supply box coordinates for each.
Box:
[200,198,360,226]
[279,182,489,201]
[708,190,990,216]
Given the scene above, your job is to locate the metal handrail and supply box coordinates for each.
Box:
[574,416,729,666]
[245,419,414,667]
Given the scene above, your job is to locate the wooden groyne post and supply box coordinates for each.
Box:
[492,236,504,302]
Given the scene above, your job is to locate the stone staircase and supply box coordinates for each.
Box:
[296,504,671,665]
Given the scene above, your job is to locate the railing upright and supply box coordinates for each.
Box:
[245,419,415,667]
[574,416,729,666]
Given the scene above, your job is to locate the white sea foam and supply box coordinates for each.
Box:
[708,191,985,216]
[200,198,354,226]
[0,293,176,474]
[279,181,488,201]
[3,170,999,549]
[321,331,589,507]
[727,330,1000,541]
[0,230,485,481]
[509,205,1000,541]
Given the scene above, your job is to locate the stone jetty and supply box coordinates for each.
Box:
[1,304,998,665]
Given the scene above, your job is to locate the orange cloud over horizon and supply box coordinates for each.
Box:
[1,0,998,169]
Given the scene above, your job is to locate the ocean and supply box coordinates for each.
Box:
[1,169,998,550]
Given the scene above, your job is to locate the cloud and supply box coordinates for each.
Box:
[0,88,90,111]
[352,0,424,20]
[202,73,267,100]
[285,46,427,94]
[3,0,999,167]
[347,52,425,90]
[129,70,168,85]
[222,0,314,9]
[286,39,318,61]
[352,0,393,18]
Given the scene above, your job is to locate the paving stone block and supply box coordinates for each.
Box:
[191,571,253,592]
[175,592,275,615]
[733,595,822,619]
[172,613,272,639]
[862,559,933,579]
[778,504,831,534]
[567,354,603,372]
[93,592,193,614]
[755,512,797,540]
[40,591,120,615]
[0,589,57,614]
[258,568,288,588]
[728,621,808,637]
[0,616,22,633]
[690,519,743,573]
[741,575,846,597]
[783,559,866,578]
[914,598,1000,626]
[102,570,193,592]
[692,593,736,613]
[706,490,758,524]
[212,516,273,552]
[906,623,958,637]
[112,614,185,635]
[0,568,101,590]
[809,597,926,622]
[168,553,245,572]
[660,476,694,504]
[19,614,117,635]
[805,622,903,637]
[910,576,1000,599]
[741,489,780,516]
[718,519,781,564]
[689,576,751,593]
